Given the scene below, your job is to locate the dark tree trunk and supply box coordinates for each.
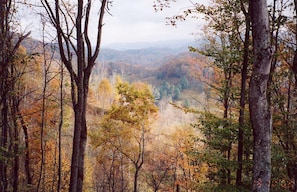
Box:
[12,120,19,192]
[249,0,272,191]
[57,63,64,192]
[0,69,8,192]
[236,0,251,186]
[0,14,9,192]
[134,168,139,192]
[11,60,19,192]
[18,110,32,185]
[68,0,85,190]
[0,1,10,190]
[41,0,108,191]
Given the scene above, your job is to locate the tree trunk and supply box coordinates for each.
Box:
[236,1,251,186]
[134,168,139,192]
[0,69,8,192]
[69,90,84,192]
[249,0,272,191]
[11,59,19,192]
[12,119,19,192]
[69,1,86,190]
[57,63,64,192]
[37,31,49,191]
[0,1,9,189]
[18,110,32,185]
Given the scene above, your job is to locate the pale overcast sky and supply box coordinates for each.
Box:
[20,0,206,48]
[100,0,204,46]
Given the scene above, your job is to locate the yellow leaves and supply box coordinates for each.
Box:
[97,78,113,94]
[96,78,113,111]
[83,157,95,191]
[167,126,208,187]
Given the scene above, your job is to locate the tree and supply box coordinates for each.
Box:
[41,0,109,191]
[16,45,70,191]
[168,126,206,191]
[180,75,189,90]
[92,81,158,192]
[263,0,297,190]
[249,0,273,191]
[173,87,181,100]
[144,148,172,192]
[97,78,113,115]
[194,0,252,187]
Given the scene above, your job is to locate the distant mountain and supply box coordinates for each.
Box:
[93,47,209,95]
[19,36,209,104]
[102,39,196,50]
[98,47,185,67]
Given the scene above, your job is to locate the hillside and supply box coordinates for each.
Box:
[13,33,222,192]
[97,47,186,67]
[92,47,210,107]
[19,37,209,107]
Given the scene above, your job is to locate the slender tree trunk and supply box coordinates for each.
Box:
[18,110,32,185]
[120,153,125,192]
[57,62,63,192]
[249,0,272,191]
[11,60,20,192]
[236,1,251,186]
[267,0,280,106]
[37,25,49,192]
[134,168,139,192]
[133,128,145,192]
[12,119,19,192]
[293,0,297,76]
[222,68,231,185]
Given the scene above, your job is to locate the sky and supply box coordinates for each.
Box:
[19,0,206,49]
[100,0,204,47]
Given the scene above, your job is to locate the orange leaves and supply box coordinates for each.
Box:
[14,47,71,190]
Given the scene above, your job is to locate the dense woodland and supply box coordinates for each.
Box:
[1,0,297,191]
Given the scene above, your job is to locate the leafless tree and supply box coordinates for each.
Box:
[41,0,109,191]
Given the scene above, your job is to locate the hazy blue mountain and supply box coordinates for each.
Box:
[97,47,184,67]
[102,39,198,50]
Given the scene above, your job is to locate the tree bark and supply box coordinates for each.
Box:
[249,0,272,191]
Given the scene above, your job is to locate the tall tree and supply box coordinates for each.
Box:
[249,0,273,191]
[41,0,109,191]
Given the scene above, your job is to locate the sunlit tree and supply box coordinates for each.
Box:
[91,81,158,192]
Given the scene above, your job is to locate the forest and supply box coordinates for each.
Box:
[0,0,297,192]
